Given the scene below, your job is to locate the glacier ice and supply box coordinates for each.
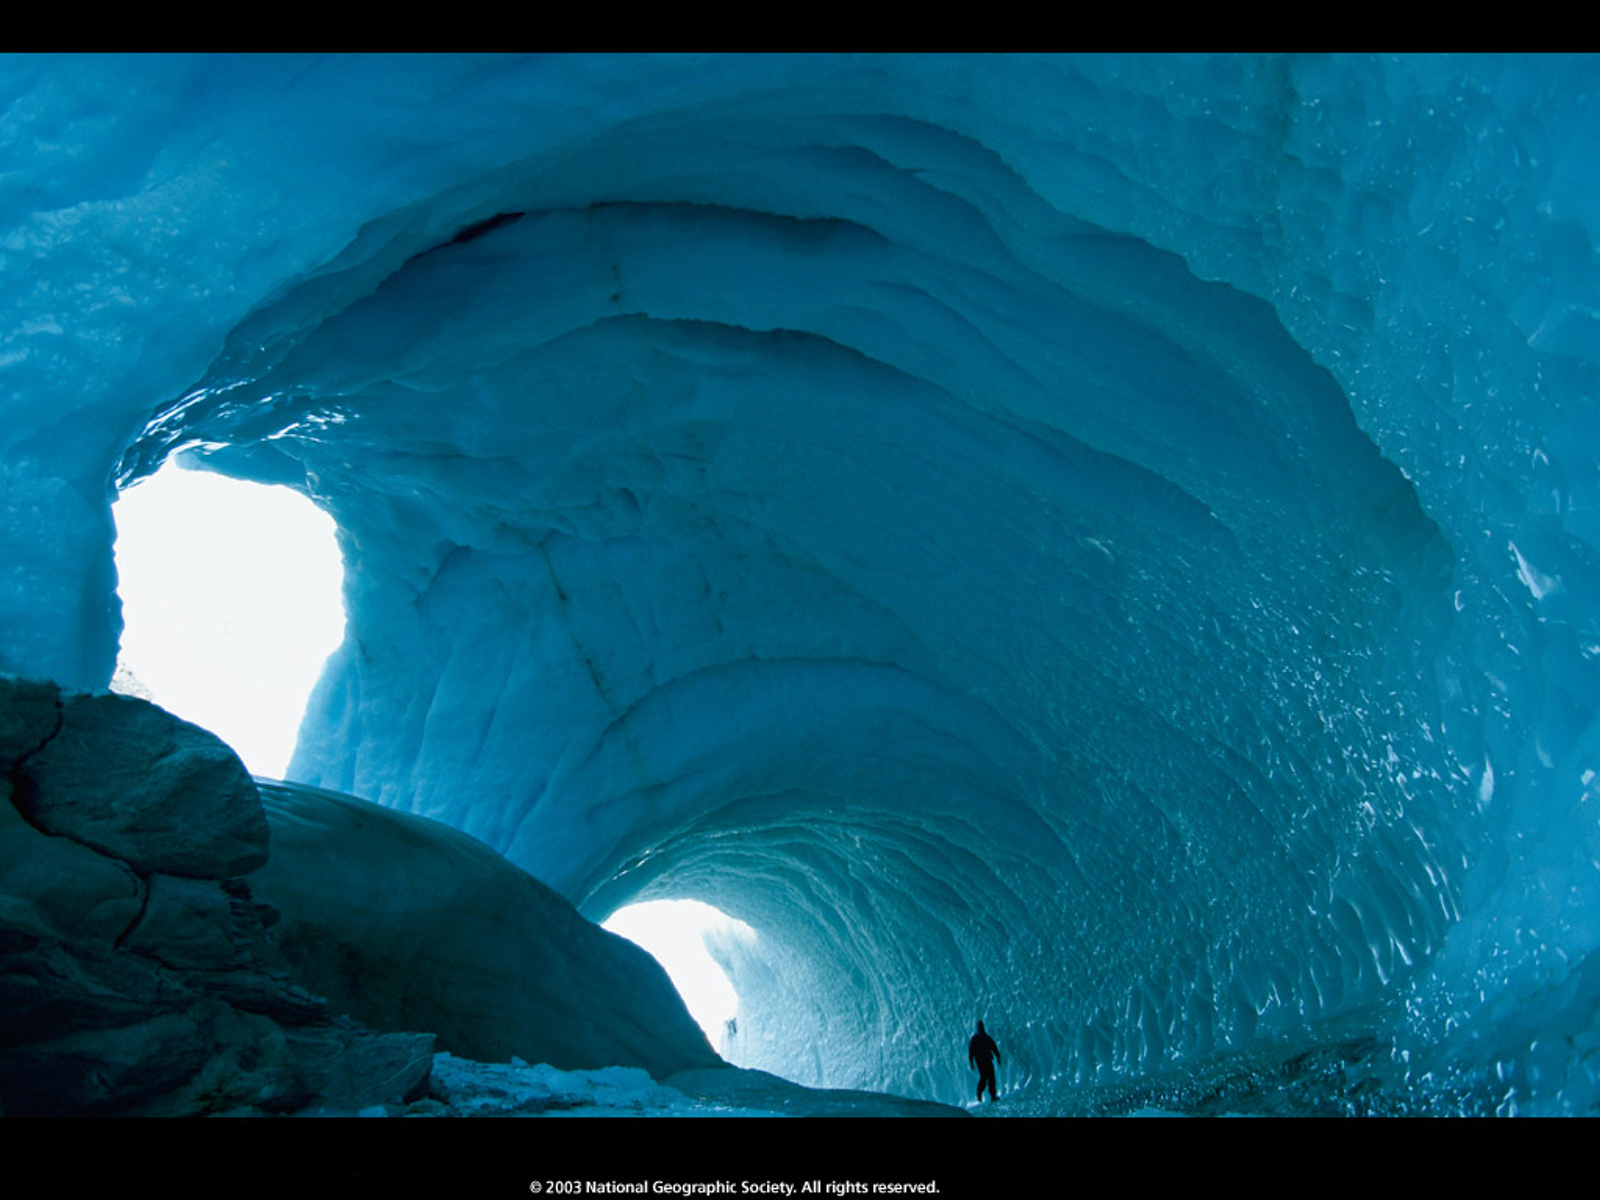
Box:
[2,53,1599,1114]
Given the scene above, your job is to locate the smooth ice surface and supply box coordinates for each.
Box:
[3,54,1600,1113]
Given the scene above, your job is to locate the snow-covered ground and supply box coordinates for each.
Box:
[400,1054,780,1118]
[310,1053,968,1119]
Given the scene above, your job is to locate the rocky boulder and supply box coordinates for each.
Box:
[4,675,723,1115]
[0,675,58,771]
[14,689,268,878]
[0,677,433,1115]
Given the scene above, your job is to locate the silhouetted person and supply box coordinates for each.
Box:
[968,1020,1002,1102]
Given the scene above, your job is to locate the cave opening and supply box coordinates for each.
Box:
[603,897,758,1061]
[110,461,346,779]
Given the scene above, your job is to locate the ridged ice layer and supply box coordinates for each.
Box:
[3,55,1598,1110]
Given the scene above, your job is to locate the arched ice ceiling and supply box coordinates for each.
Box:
[5,54,1599,1110]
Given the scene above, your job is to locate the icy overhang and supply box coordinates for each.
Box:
[4,54,1598,1110]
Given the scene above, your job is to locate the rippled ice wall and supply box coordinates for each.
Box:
[2,54,1597,1112]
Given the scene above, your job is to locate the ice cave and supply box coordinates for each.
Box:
[2,53,1599,1119]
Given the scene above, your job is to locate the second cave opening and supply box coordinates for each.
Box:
[604,897,759,1059]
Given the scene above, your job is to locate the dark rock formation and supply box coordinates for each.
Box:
[0,676,433,1115]
[17,690,268,878]
[2,674,731,1116]
[250,779,723,1079]
[0,676,58,770]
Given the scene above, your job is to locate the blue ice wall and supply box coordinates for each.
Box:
[2,54,1597,1111]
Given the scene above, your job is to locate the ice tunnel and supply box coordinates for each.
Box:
[3,53,1599,1114]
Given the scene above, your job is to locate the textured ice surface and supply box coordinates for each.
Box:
[424,1054,709,1118]
[2,54,1599,1113]
[418,1053,963,1118]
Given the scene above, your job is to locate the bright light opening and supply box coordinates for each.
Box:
[604,898,756,1057]
[112,462,345,779]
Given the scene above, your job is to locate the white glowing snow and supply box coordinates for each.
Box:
[112,463,344,777]
[603,899,755,1053]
